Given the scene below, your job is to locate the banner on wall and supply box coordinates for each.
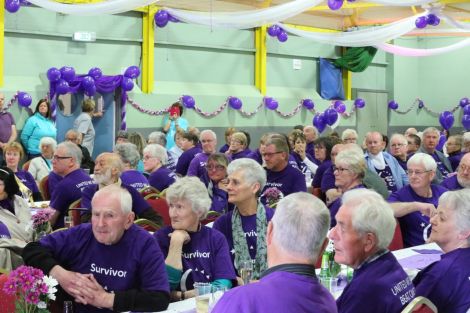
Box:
[319,58,344,100]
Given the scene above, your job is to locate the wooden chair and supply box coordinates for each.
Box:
[146,196,171,226]
[68,199,83,227]
[134,218,161,232]
[139,186,160,199]
[39,175,50,200]
[401,296,437,313]
[388,219,404,251]
[22,160,31,171]
[0,273,16,313]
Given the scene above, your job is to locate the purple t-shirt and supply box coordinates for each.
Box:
[230,148,252,161]
[413,248,470,313]
[440,175,463,191]
[375,164,398,192]
[166,151,177,173]
[209,183,229,214]
[175,146,202,176]
[219,144,229,154]
[337,252,415,313]
[0,111,15,143]
[432,152,450,178]
[213,207,274,272]
[320,166,336,193]
[261,166,307,206]
[388,184,448,247]
[49,169,94,228]
[148,166,176,192]
[47,171,63,199]
[16,170,40,194]
[81,183,148,216]
[306,142,315,160]
[312,160,332,188]
[328,185,366,228]
[39,224,169,313]
[187,152,209,179]
[395,156,408,171]
[0,221,11,239]
[247,149,262,165]
[212,270,337,313]
[155,226,236,290]
[120,170,149,191]
[448,152,464,172]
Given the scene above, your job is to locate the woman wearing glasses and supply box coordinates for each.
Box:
[206,153,231,214]
[143,144,176,193]
[388,153,448,247]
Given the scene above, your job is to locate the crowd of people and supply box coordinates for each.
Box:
[1,95,469,312]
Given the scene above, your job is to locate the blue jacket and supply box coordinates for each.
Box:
[21,113,56,155]
[365,151,409,189]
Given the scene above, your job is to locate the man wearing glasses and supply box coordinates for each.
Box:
[48,142,94,229]
[187,129,218,184]
[441,152,470,191]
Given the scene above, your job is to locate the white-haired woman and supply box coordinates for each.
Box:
[143,144,176,192]
[412,189,470,313]
[388,153,448,247]
[154,177,236,301]
[28,136,57,183]
[115,142,149,190]
[213,158,274,280]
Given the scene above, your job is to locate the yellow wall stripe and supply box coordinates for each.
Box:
[255,25,267,95]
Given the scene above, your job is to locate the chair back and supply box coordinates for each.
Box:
[39,175,50,200]
[0,273,16,313]
[146,197,171,226]
[134,218,160,232]
[201,211,221,225]
[22,160,31,171]
[139,186,160,199]
[68,199,83,227]
[388,219,404,251]
[401,296,437,313]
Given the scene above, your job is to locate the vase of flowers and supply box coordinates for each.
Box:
[262,187,283,209]
[31,209,54,241]
[3,265,58,313]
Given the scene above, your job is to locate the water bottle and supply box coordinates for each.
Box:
[319,250,331,279]
[63,301,73,313]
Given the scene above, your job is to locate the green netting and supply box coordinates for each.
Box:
[334,46,378,72]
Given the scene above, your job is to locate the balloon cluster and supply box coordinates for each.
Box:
[327,0,356,11]
[267,25,288,43]
[122,65,140,92]
[264,97,279,110]
[154,9,179,28]
[460,98,470,130]
[47,66,77,95]
[415,13,440,29]
[312,98,365,133]
[439,111,454,131]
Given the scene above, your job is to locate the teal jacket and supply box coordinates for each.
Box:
[21,113,57,155]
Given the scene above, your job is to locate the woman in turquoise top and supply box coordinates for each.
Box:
[163,102,189,150]
[21,99,57,159]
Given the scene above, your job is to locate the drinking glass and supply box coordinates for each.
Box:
[64,216,73,229]
[194,282,212,313]
[239,260,253,285]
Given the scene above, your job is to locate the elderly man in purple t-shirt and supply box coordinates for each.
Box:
[187,129,217,184]
[23,185,170,312]
[212,192,337,313]
[441,152,470,191]
[330,189,416,313]
[0,93,17,165]
[419,127,452,183]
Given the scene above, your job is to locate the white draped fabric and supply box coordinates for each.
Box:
[25,0,158,15]
[371,0,434,5]
[376,38,470,57]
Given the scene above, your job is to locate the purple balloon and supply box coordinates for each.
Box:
[264,97,273,106]
[277,31,288,43]
[418,99,424,109]
[327,0,344,10]
[88,67,102,80]
[124,66,140,79]
[313,114,326,133]
[426,14,440,26]
[354,98,365,108]
[121,77,134,92]
[155,10,169,28]
[82,76,95,90]
[439,111,454,130]
[168,14,179,23]
[47,67,61,82]
[56,79,69,95]
[5,0,20,13]
[459,97,469,108]
[302,99,314,110]
[267,25,281,37]
[228,97,242,110]
[17,92,32,107]
[333,100,346,113]
[415,16,427,29]
[84,84,96,97]
[182,95,195,109]
[463,105,470,116]
[388,100,399,110]
[462,114,470,131]
[325,108,339,126]
[266,98,279,110]
[60,66,75,82]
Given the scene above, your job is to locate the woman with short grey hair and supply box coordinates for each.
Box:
[213,158,273,281]
[154,177,236,301]
[413,189,470,313]
[28,136,57,183]
[115,142,149,190]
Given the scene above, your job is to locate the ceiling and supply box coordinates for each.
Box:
[155,0,470,31]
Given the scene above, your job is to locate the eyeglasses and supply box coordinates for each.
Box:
[206,164,225,171]
[407,170,432,176]
[332,166,351,173]
[52,155,72,161]
[391,143,406,148]
[261,151,283,158]
[143,155,156,161]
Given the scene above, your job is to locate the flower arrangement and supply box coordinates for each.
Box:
[31,209,54,241]
[3,265,58,313]
[263,187,283,208]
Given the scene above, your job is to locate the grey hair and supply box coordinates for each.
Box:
[148,131,167,146]
[114,143,141,168]
[39,137,57,151]
[92,184,133,214]
[166,176,211,220]
[422,127,440,137]
[341,129,358,141]
[303,125,319,138]
[272,192,330,263]
[143,144,168,165]
[200,129,217,141]
[438,190,470,245]
[227,158,266,191]
[407,152,437,171]
[463,132,470,144]
[390,133,408,145]
[342,188,396,250]
[58,141,82,165]
[335,150,366,179]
